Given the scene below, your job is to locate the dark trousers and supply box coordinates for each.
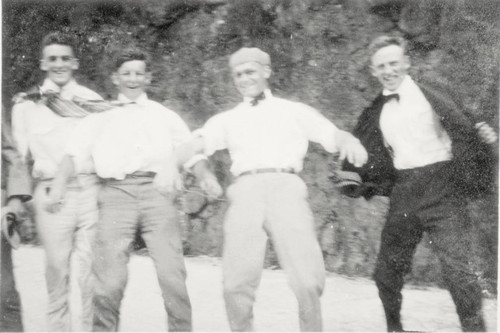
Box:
[92,177,192,331]
[1,234,23,332]
[373,161,485,332]
[1,190,23,332]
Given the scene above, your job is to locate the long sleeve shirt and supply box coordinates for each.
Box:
[11,78,103,179]
[195,90,340,176]
[2,107,32,201]
[66,93,197,180]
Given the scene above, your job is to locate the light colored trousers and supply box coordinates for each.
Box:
[92,177,192,332]
[34,176,99,332]
[223,173,325,332]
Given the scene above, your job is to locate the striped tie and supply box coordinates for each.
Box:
[13,88,121,117]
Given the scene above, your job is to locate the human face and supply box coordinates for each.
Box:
[370,44,410,91]
[40,44,79,87]
[112,60,151,100]
[231,61,271,98]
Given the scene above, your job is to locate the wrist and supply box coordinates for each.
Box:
[336,130,353,148]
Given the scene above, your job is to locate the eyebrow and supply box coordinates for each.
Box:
[47,55,73,60]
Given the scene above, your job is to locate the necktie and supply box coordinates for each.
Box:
[13,88,120,117]
[250,92,266,106]
[382,93,400,104]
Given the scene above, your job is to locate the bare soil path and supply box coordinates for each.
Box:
[13,246,497,332]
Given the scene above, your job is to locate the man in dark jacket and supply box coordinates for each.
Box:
[1,106,32,332]
[342,35,497,332]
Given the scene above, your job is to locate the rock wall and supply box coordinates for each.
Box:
[3,0,498,290]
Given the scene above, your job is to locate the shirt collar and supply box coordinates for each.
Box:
[40,78,78,95]
[243,89,273,104]
[117,93,149,106]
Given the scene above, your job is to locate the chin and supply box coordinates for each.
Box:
[246,91,263,98]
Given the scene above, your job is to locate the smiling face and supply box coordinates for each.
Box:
[40,44,79,87]
[112,60,151,100]
[370,44,410,91]
[231,61,271,98]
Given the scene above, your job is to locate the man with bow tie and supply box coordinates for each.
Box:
[176,47,368,331]
[342,35,497,332]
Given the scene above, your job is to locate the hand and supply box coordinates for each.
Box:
[476,122,497,145]
[6,197,27,219]
[44,185,66,214]
[337,131,368,167]
[154,164,182,196]
[199,174,223,201]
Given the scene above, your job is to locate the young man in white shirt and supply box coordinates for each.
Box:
[176,47,368,332]
[11,31,104,331]
[342,35,497,332]
[49,47,219,332]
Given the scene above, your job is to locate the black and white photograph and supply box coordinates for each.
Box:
[1,0,498,331]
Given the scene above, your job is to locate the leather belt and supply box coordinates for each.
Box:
[127,171,157,178]
[238,168,295,178]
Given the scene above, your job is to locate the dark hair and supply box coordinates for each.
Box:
[368,35,408,58]
[114,47,151,71]
[40,31,76,56]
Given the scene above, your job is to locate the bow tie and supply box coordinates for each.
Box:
[382,93,399,104]
[250,92,266,106]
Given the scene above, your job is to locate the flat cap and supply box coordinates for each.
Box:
[229,47,271,69]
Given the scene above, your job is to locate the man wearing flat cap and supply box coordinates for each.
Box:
[176,47,368,331]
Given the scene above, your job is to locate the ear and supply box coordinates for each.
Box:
[263,65,272,79]
[71,58,80,70]
[111,72,120,86]
[369,64,376,77]
[403,55,411,70]
[145,72,152,85]
[40,60,48,72]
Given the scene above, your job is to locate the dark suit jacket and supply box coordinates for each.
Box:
[2,106,32,203]
[342,80,496,199]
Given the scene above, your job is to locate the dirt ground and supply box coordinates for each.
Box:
[13,246,497,332]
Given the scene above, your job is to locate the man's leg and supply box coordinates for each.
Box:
[92,184,137,332]
[74,179,99,332]
[424,198,485,332]
[34,182,79,332]
[373,204,422,332]
[1,234,23,332]
[0,189,23,332]
[266,174,325,332]
[416,162,486,332]
[140,186,192,332]
[223,176,268,332]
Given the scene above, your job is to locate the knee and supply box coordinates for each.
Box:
[93,275,126,301]
[93,267,127,298]
[45,253,70,277]
[290,273,325,301]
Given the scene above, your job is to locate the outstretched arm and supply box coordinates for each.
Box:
[191,159,223,200]
[175,136,206,169]
[335,130,368,168]
[176,136,222,199]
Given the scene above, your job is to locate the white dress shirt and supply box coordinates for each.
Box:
[379,75,452,170]
[195,90,340,176]
[12,78,103,179]
[67,93,196,180]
